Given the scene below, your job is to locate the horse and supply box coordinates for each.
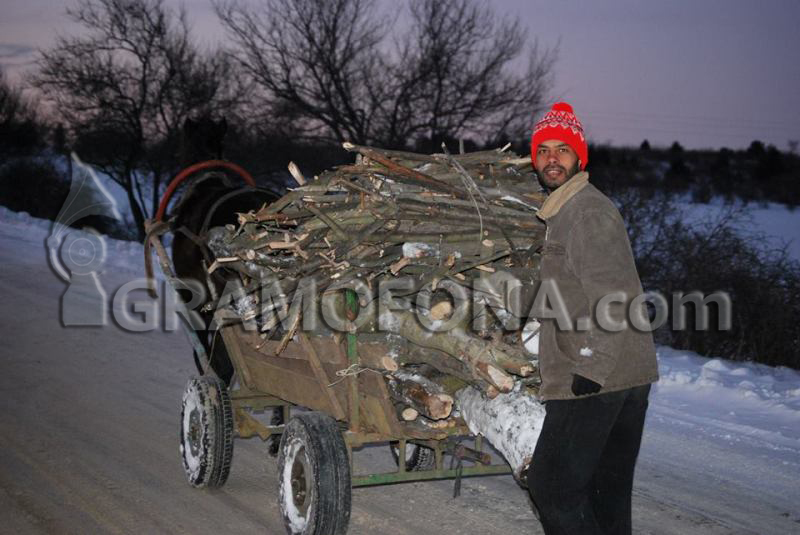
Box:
[169,116,279,386]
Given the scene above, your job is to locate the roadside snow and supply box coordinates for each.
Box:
[2,206,800,529]
[651,346,800,463]
[0,205,145,279]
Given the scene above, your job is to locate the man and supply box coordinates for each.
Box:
[527,102,659,535]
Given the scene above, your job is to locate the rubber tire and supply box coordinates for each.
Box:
[277,412,351,535]
[180,376,234,488]
[390,442,437,472]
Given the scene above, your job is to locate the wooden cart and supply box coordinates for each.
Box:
[180,313,513,535]
[146,213,513,535]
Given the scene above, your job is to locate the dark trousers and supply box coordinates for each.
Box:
[527,384,651,535]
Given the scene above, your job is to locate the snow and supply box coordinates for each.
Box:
[456,384,545,479]
[522,320,540,355]
[4,206,798,456]
[454,344,800,512]
[500,195,538,211]
[746,202,800,262]
[279,436,311,532]
[680,198,800,261]
[180,382,203,476]
[651,347,800,458]
[402,242,438,259]
[3,205,800,530]
[0,205,145,281]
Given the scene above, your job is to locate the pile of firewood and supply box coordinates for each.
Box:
[205,142,546,439]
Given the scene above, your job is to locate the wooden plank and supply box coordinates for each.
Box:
[254,337,345,365]
[358,395,394,436]
[309,336,348,365]
[335,337,360,433]
[350,340,391,370]
[220,325,256,390]
[297,332,347,421]
[240,353,342,417]
[357,358,403,436]
[225,326,400,431]
[253,339,308,361]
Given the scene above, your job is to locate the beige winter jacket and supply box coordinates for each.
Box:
[534,172,659,400]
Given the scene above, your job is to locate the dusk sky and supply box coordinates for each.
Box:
[2,0,799,150]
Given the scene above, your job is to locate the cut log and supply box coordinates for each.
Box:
[387,371,454,420]
[379,309,532,392]
[194,144,547,408]
[418,417,457,429]
[395,346,475,386]
[288,161,307,185]
[401,407,419,421]
[399,406,419,422]
[455,385,545,482]
[429,300,453,320]
[380,355,400,372]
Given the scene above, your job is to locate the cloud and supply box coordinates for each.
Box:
[0,43,35,60]
[0,43,36,70]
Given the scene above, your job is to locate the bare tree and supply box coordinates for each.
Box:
[387,0,555,149]
[215,0,555,149]
[32,0,244,240]
[215,0,383,144]
[0,69,41,156]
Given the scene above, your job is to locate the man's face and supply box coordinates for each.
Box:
[534,140,581,192]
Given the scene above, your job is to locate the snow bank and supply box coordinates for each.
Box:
[656,346,800,418]
[0,205,145,278]
[652,346,800,459]
[0,205,52,238]
[454,345,800,485]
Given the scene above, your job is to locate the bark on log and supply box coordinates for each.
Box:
[387,371,454,420]
[395,346,475,386]
[199,144,545,402]
[456,385,545,481]
[380,310,534,390]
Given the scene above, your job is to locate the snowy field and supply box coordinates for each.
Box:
[680,197,800,262]
[1,206,799,533]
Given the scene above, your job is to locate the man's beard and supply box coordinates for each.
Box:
[537,161,581,192]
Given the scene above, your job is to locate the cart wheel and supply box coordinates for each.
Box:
[180,376,234,488]
[390,442,436,472]
[278,412,351,535]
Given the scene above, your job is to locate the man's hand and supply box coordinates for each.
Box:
[571,374,602,396]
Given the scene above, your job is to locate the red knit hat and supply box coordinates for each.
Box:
[531,102,588,170]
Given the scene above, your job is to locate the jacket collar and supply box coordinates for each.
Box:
[537,171,590,221]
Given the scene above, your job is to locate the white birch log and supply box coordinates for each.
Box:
[455,384,545,481]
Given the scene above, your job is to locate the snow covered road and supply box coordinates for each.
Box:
[0,209,798,534]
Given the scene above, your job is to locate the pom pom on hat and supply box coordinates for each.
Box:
[551,102,574,113]
[531,101,588,170]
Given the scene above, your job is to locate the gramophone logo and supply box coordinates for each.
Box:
[46,153,123,326]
